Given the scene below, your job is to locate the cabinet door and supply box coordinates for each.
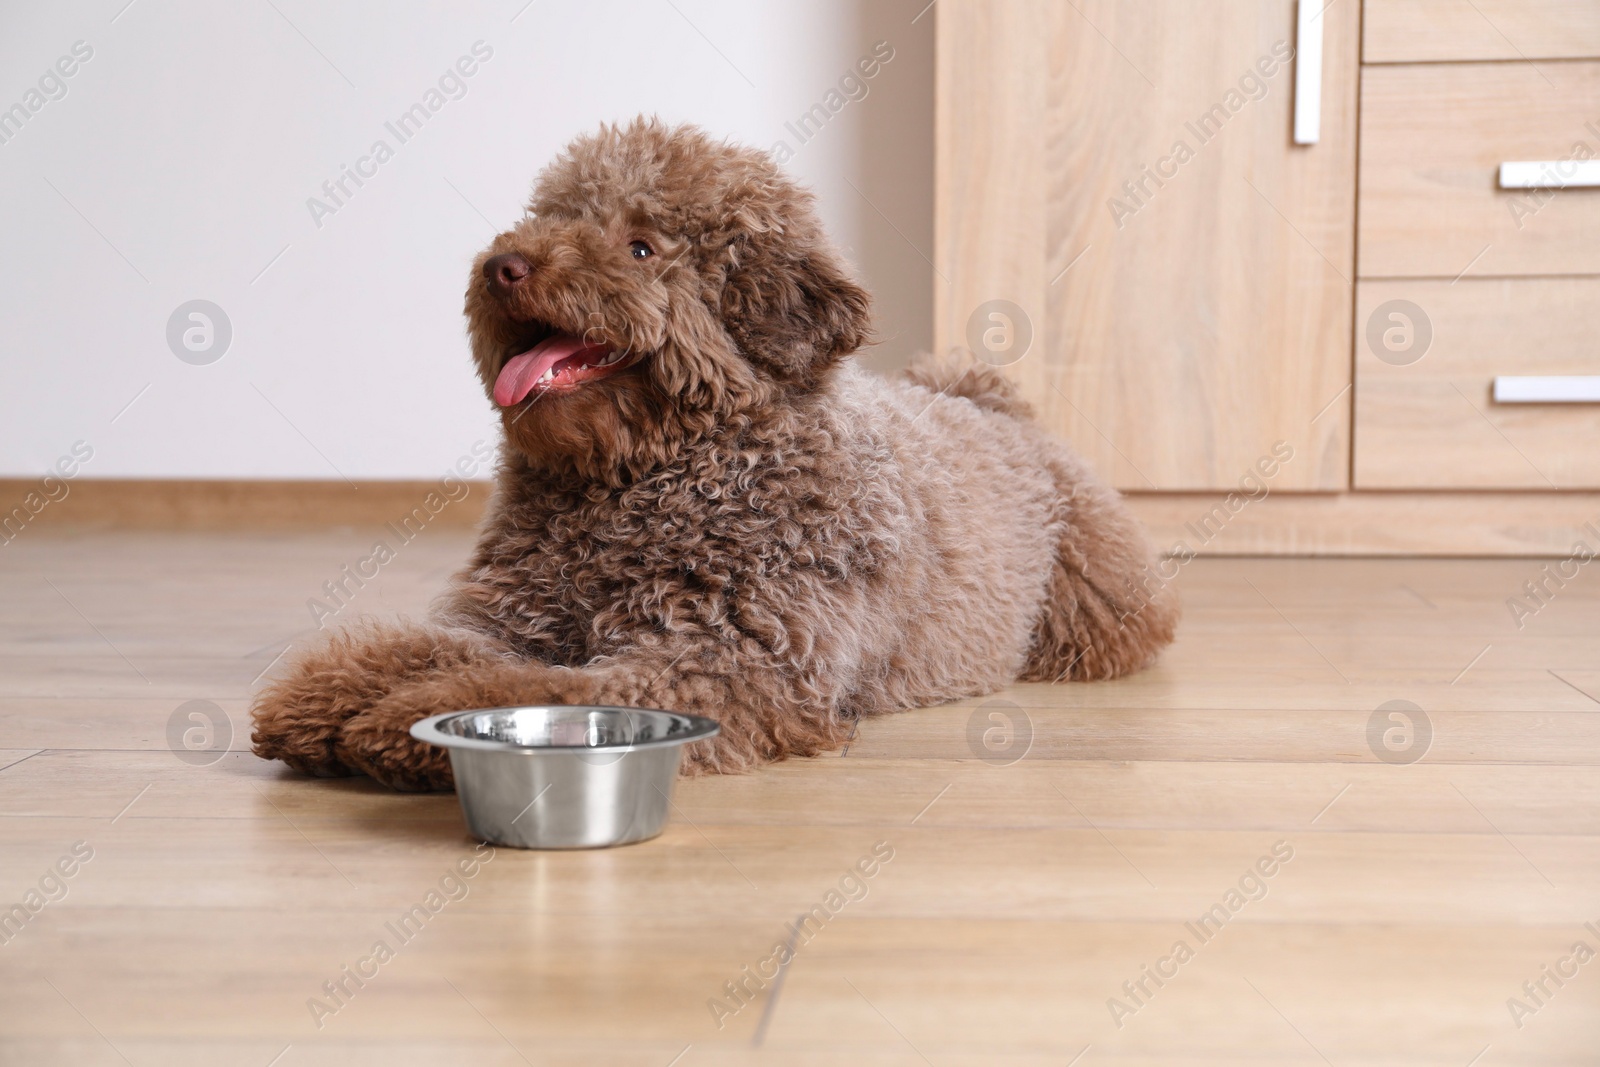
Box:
[935,0,1357,490]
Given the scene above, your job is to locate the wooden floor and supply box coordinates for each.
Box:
[1,527,1597,1066]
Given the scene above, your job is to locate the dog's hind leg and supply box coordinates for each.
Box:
[335,640,858,790]
[1020,451,1179,682]
[250,621,512,778]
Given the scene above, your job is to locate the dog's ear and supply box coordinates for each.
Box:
[718,234,872,387]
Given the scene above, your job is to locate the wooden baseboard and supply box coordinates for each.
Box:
[7,480,1596,556]
[0,479,493,532]
[1127,491,1600,556]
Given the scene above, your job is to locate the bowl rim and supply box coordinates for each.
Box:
[409,704,721,754]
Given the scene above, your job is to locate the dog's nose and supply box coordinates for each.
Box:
[483,253,531,295]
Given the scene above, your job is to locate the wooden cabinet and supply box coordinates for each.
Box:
[936,0,1600,553]
[936,0,1360,492]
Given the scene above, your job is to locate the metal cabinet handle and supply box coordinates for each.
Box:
[1494,376,1600,403]
[1499,161,1600,189]
[1293,0,1324,145]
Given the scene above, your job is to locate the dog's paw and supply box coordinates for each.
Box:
[250,660,367,779]
[334,683,459,792]
[250,621,510,778]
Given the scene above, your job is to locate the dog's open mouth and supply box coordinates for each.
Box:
[493,331,639,407]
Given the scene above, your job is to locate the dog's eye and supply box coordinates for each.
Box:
[629,240,654,260]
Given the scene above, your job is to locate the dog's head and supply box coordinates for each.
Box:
[464,118,872,484]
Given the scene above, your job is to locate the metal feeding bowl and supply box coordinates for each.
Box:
[410,706,720,849]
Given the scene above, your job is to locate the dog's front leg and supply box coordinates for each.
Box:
[337,641,857,790]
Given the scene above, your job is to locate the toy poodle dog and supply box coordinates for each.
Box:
[251,118,1178,790]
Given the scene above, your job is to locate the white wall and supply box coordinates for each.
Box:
[0,0,933,479]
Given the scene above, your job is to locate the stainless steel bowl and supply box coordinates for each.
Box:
[410,705,720,849]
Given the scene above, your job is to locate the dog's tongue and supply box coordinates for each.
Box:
[493,333,603,407]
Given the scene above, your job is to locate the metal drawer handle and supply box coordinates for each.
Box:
[1293,0,1323,145]
[1493,376,1600,403]
[1499,161,1600,189]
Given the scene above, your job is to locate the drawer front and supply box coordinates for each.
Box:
[1364,0,1600,63]
[1359,62,1600,277]
[1355,278,1600,488]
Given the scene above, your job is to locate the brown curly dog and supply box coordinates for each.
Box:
[251,118,1178,790]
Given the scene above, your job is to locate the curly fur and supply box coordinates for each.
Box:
[251,118,1178,790]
